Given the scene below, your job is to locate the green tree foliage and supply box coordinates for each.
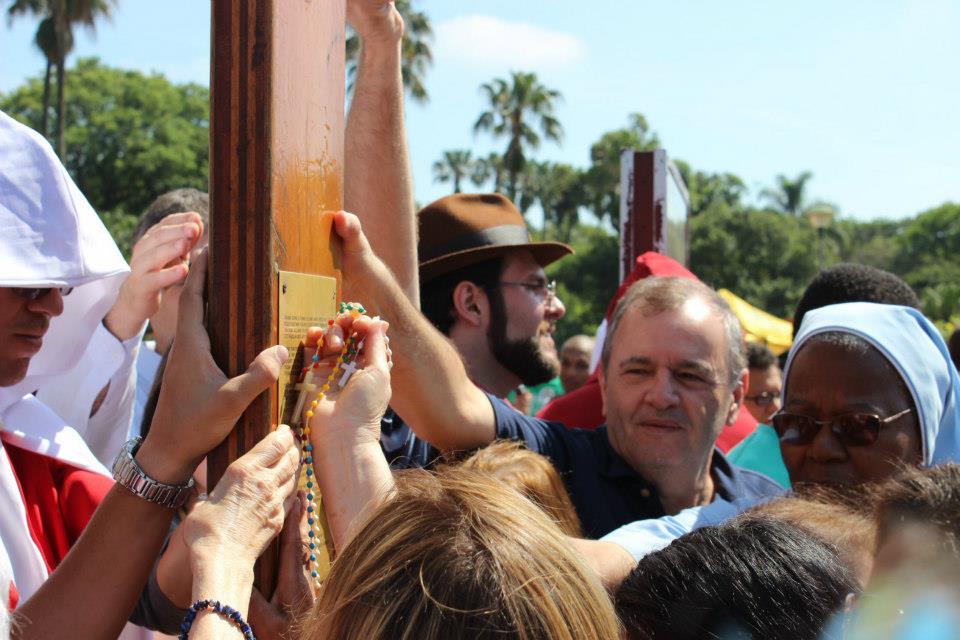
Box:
[547,224,619,347]
[760,171,814,216]
[831,218,904,272]
[523,161,585,242]
[432,149,474,193]
[1,58,209,255]
[674,160,747,217]
[345,0,433,103]
[583,113,659,228]
[470,152,504,192]
[474,71,562,203]
[7,0,116,157]
[894,203,960,290]
[690,207,819,318]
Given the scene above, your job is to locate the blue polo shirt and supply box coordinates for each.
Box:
[380,394,782,538]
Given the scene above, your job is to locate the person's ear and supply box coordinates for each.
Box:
[451,281,488,328]
[726,368,748,426]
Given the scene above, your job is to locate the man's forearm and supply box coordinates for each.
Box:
[14,486,174,640]
[568,538,637,593]
[349,254,495,451]
[345,36,418,306]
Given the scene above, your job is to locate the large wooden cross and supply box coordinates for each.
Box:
[207,0,346,593]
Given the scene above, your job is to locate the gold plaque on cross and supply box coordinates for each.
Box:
[277,270,338,425]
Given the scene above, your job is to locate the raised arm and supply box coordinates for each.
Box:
[332,211,496,452]
[13,250,286,640]
[344,0,418,305]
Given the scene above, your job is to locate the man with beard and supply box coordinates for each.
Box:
[324,211,781,540]
[417,193,569,396]
[379,193,571,467]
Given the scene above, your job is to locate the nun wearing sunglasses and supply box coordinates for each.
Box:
[597,301,960,563]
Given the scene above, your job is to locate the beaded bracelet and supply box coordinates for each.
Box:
[179,599,255,640]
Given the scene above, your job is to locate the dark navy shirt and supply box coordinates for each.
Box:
[490,395,783,538]
[380,408,443,469]
[380,395,782,538]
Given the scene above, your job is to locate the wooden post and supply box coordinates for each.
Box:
[619,149,666,281]
[618,149,690,280]
[207,0,345,594]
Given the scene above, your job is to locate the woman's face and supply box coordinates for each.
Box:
[780,339,923,486]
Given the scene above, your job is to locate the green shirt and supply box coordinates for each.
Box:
[726,423,791,489]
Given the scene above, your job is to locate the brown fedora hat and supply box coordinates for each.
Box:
[418,193,573,282]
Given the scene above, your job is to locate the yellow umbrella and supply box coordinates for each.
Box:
[718,289,793,356]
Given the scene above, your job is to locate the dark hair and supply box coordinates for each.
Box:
[948,329,960,373]
[746,342,777,370]
[793,263,919,337]
[615,516,858,640]
[133,188,210,244]
[420,257,503,336]
[875,463,960,555]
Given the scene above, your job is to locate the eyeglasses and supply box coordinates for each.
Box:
[497,280,557,304]
[772,408,912,447]
[746,391,781,406]
[12,286,74,301]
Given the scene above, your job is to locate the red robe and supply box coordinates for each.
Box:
[0,428,112,612]
[5,442,112,572]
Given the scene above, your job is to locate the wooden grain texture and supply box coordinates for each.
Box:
[619,149,667,280]
[208,0,345,594]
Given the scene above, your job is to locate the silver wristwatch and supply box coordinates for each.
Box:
[112,437,195,509]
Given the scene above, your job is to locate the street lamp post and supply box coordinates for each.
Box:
[807,207,836,271]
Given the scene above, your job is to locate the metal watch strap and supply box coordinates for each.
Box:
[112,437,194,509]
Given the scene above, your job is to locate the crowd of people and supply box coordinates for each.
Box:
[2,1,960,639]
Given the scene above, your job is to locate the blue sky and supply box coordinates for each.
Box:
[2,0,958,221]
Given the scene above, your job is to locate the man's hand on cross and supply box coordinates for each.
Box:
[137,248,289,485]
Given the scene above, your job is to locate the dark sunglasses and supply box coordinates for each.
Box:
[772,408,912,447]
[12,286,74,301]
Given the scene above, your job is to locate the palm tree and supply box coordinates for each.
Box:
[523,161,584,241]
[471,152,505,193]
[345,0,433,103]
[432,149,473,193]
[474,71,562,203]
[7,0,115,156]
[761,171,814,216]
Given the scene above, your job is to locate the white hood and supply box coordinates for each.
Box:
[0,110,129,417]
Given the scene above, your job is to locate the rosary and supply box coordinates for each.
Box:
[288,301,368,590]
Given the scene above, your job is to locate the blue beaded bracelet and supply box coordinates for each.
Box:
[179,599,256,640]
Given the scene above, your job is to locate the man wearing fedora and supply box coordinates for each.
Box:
[372,192,572,468]
[416,193,570,397]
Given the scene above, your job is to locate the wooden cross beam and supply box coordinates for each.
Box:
[619,149,691,279]
[207,0,346,594]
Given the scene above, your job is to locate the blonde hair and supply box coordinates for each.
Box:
[299,467,619,640]
[456,440,583,537]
